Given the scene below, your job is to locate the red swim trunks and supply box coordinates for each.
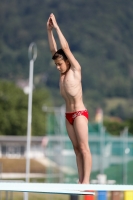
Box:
[65,109,89,125]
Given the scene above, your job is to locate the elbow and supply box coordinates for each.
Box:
[62,43,69,51]
[50,49,56,55]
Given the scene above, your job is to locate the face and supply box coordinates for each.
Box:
[54,58,70,74]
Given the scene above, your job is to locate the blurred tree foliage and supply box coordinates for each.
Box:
[0,81,132,136]
[104,118,133,135]
[0,81,52,136]
[125,118,133,134]
[0,0,133,120]
[103,120,126,136]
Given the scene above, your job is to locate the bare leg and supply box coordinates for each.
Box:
[74,147,84,183]
[74,116,92,184]
[66,120,84,183]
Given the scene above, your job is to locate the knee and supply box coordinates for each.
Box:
[73,145,81,156]
[73,144,91,157]
[79,143,91,156]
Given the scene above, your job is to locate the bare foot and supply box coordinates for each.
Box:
[77,180,81,184]
[81,181,89,184]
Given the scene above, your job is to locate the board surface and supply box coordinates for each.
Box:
[0,183,95,195]
[0,183,133,195]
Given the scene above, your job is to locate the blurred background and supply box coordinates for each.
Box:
[0,0,133,199]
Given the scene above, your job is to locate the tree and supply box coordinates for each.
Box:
[32,88,52,136]
[103,120,126,136]
[0,81,52,136]
[125,118,133,135]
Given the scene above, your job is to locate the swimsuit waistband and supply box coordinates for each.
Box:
[65,109,88,114]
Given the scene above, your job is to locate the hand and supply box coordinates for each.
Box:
[47,16,53,30]
[49,13,58,30]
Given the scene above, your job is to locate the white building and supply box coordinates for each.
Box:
[0,136,47,158]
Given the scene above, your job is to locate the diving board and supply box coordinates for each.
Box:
[0,183,95,195]
[0,183,133,195]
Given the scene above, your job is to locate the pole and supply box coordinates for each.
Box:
[26,59,33,183]
[100,125,105,175]
[59,105,65,182]
[123,127,129,184]
[25,43,37,200]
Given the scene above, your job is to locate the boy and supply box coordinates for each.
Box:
[47,13,92,184]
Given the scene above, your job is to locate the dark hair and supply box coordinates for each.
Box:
[52,49,68,60]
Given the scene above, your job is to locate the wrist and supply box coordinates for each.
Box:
[47,28,52,31]
[55,25,59,31]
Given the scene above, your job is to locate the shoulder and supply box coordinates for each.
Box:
[63,48,81,71]
[70,63,81,73]
[68,66,81,80]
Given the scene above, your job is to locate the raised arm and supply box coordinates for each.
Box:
[50,13,81,71]
[47,15,57,55]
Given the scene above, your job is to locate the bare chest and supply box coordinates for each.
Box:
[60,71,81,98]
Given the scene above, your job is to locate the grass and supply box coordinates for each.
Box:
[91,160,133,185]
[0,157,46,173]
[105,98,128,110]
[0,192,76,200]
[105,97,133,114]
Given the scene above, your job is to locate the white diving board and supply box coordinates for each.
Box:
[0,183,95,195]
[0,183,133,195]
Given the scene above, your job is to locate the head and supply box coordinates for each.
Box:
[52,49,70,74]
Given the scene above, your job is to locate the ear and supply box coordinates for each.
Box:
[66,59,70,65]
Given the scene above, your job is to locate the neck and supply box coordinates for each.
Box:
[61,66,70,75]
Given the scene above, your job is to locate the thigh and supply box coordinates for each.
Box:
[66,119,78,147]
[73,116,89,147]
